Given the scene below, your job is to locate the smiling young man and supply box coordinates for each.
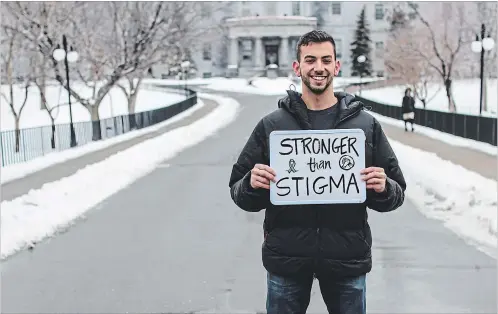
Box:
[228,30,406,313]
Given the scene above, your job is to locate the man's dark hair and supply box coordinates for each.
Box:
[296,30,337,62]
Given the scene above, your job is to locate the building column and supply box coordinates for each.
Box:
[280,36,289,68]
[229,37,239,67]
[254,36,263,69]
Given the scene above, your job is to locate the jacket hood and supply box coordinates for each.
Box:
[277,89,364,129]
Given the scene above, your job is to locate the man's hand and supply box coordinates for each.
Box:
[250,164,277,190]
[361,167,387,193]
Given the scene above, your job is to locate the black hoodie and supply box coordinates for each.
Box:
[228,90,406,278]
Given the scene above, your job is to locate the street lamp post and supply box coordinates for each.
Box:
[471,23,495,115]
[53,34,79,147]
[181,60,191,97]
[357,55,366,96]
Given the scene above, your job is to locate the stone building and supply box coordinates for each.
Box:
[154,2,393,78]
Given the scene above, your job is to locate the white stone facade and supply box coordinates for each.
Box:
[153,2,394,78]
[226,16,317,77]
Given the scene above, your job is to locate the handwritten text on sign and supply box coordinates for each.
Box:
[269,129,366,205]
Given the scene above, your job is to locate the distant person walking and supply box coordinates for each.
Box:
[402,88,416,132]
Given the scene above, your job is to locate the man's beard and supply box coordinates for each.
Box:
[301,70,333,95]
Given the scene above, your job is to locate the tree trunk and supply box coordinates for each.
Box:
[444,78,456,112]
[50,118,56,149]
[15,118,20,153]
[90,106,102,141]
[421,99,426,108]
[128,91,139,130]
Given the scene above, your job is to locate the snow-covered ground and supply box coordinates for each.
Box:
[1,92,241,259]
[363,111,496,256]
[360,79,498,117]
[1,82,187,131]
[385,135,497,259]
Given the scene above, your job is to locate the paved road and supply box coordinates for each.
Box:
[2,92,496,313]
[1,98,217,202]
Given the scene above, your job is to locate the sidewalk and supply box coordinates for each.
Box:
[1,98,218,202]
[380,122,496,181]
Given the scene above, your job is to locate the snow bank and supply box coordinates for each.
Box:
[1,93,241,259]
[387,136,497,259]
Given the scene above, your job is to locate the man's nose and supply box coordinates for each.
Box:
[314,61,324,72]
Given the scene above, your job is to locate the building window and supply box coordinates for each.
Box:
[292,2,300,16]
[331,2,341,15]
[266,2,277,15]
[203,43,211,60]
[375,4,384,20]
[375,41,384,57]
[203,72,212,78]
[335,39,342,59]
[376,71,384,77]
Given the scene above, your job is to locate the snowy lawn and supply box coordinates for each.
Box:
[1,92,241,259]
[360,79,498,117]
[1,82,187,131]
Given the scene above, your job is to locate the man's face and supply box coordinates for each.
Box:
[292,42,341,95]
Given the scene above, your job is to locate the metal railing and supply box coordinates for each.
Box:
[1,88,197,167]
[356,95,497,146]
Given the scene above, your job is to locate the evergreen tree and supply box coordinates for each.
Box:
[350,6,373,77]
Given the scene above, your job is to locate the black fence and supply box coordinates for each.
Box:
[356,96,497,146]
[1,88,197,167]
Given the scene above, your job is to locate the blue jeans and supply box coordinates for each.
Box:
[266,272,366,314]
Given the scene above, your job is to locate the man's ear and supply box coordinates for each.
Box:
[334,60,341,76]
[292,60,301,77]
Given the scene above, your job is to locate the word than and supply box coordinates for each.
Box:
[279,136,359,156]
[276,173,360,197]
[307,157,331,172]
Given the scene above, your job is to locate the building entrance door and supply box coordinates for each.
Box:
[265,45,279,66]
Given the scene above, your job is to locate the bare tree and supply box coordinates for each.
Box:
[406,2,473,112]
[3,2,191,141]
[3,1,225,143]
[0,25,33,152]
[115,72,146,129]
[385,23,440,108]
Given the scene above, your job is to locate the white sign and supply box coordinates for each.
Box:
[269,129,366,205]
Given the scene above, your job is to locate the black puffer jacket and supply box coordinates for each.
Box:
[229,90,406,279]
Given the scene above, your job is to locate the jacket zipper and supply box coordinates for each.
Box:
[314,106,361,273]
